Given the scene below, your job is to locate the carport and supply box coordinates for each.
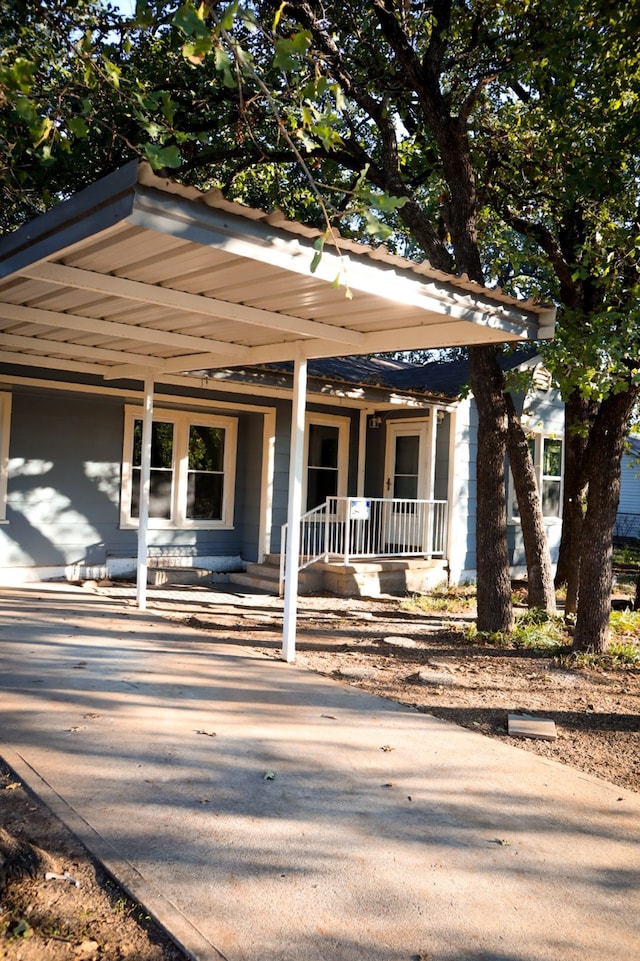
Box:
[0,161,555,658]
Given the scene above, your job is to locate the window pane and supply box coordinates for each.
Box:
[308,424,339,468]
[189,425,224,472]
[542,479,561,517]
[130,469,173,519]
[394,475,418,499]
[186,425,225,520]
[543,438,562,477]
[133,420,174,468]
[307,466,338,510]
[131,420,174,519]
[395,436,419,475]
[306,424,340,510]
[187,473,223,520]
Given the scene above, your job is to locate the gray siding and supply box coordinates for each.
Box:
[2,385,270,572]
[619,452,640,515]
[4,388,125,568]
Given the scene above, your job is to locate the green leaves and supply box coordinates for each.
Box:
[310,234,326,273]
[273,31,312,72]
[144,143,182,169]
[0,56,37,94]
[67,117,89,139]
[174,2,211,40]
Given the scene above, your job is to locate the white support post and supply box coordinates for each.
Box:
[282,354,307,662]
[136,374,154,610]
[357,409,369,497]
[258,410,277,562]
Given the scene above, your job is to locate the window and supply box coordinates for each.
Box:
[0,392,11,523]
[540,437,562,517]
[304,414,349,511]
[510,434,563,521]
[121,406,237,529]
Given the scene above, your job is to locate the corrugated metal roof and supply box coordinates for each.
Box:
[0,162,555,383]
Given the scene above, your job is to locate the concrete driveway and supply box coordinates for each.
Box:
[0,582,638,961]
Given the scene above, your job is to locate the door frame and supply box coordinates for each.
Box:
[383,417,434,553]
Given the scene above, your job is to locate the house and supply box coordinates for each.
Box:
[616,435,640,542]
[0,162,556,657]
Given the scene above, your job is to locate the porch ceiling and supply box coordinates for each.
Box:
[0,161,556,382]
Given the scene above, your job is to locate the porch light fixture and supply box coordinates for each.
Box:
[369,416,382,429]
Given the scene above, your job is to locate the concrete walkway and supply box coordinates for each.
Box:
[0,583,638,961]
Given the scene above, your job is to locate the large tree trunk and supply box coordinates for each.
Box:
[468,345,514,634]
[563,497,584,618]
[505,395,556,611]
[572,386,639,652]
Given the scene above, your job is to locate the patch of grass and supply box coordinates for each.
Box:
[557,640,640,671]
[464,608,568,652]
[613,543,640,567]
[402,586,476,615]
[610,607,640,640]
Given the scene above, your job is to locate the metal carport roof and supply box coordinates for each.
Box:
[0,161,556,659]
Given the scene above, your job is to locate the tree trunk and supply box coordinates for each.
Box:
[468,345,514,634]
[563,496,584,617]
[554,391,593,590]
[572,386,639,651]
[505,395,556,611]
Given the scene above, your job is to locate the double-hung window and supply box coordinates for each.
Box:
[539,437,563,517]
[121,406,237,529]
[510,433,563,521]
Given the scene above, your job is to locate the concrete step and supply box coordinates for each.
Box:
[244,562,280,583]
[227,572,279,594]
[147,567,212,587]
[228,562,324,595]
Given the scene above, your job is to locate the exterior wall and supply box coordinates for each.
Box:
[446,383,566,586]
[0,379,274,581]
[447,398,477,584]
[0,374,366,581]
[617,440,640,540]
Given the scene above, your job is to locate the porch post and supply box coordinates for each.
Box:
[136,374,154,610]
[282,354,307,662]
[357,409,369,497]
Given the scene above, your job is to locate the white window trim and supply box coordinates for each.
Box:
[303,412,350,511]
[121,405,237,530]
[0,392,11,523]
[509,431,564,524]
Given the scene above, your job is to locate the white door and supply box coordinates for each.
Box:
[384,420,432,552]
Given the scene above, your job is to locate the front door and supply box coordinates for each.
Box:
[384,420,431,552]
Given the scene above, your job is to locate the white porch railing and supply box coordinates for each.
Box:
[279,496,448,594]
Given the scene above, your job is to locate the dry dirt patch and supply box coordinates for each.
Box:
[0,761,188,960]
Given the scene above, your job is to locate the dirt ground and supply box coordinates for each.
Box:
[1,585,639,959]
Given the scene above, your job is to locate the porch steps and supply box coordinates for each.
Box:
[228,557,323,595]
[228,555,448,597]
